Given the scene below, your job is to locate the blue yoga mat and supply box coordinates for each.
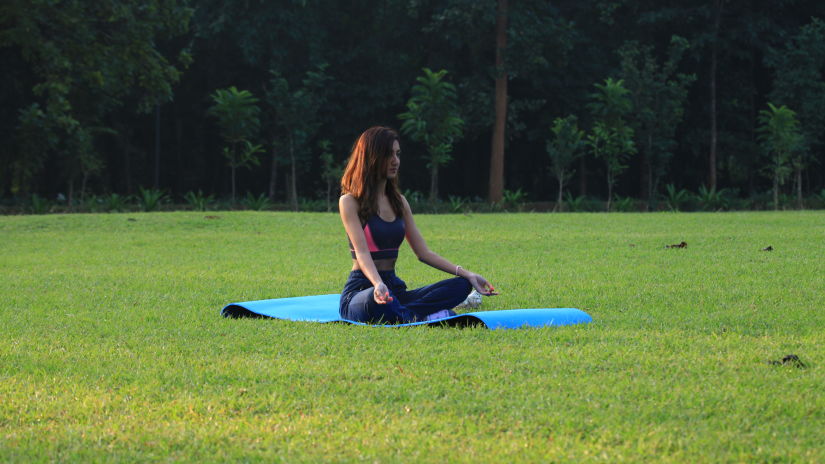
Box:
[221,294,592,330]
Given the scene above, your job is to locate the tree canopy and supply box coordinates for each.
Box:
[3,0,825,208]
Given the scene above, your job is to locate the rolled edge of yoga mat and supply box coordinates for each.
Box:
[221,294,592,330]
[222,294,342,322]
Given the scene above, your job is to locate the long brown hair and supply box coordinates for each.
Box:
[341,126,404,223]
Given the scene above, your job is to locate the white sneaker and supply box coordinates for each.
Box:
[453,289,483,310]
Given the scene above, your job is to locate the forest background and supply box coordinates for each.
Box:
[3,0,825,212]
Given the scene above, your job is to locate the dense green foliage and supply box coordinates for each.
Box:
[3,1,825,207]
[399,68,464,201]
[546,115,585,209]
[207,86,263,202]
[1,211,823,461]
[587,78,637,211]
[757,104,803,209]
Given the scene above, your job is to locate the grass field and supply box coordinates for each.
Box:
[1,211,823,462]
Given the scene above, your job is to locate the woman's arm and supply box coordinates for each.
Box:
[339,195,392,304]
[401,196,497,295]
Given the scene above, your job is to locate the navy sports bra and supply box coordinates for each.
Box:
[349,214,405,260]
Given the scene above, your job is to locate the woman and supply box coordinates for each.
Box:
[338,126,497,323]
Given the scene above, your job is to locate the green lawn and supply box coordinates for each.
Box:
[1,211,823,462]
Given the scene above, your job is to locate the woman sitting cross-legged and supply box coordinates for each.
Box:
[338,126,497,324]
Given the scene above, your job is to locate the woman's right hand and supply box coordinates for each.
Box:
[466,272,498,296]
[373,282,393,304]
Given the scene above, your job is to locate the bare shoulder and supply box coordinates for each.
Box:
[337,194,356,218]
[339,194,358,209]
[400,194,412,212]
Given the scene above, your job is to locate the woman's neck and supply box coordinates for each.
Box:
[375,178,387,195]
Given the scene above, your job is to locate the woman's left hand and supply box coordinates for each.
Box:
[466,272,498,296]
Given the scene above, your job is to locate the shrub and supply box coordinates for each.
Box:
[695,185,731,211]
[30,194,49,214]
[564,192,585,212]
[241,192,272,211]
[816,189,825,209]
[136,187,167,212]
[298,197,326,212]
[80,194,105,213]
[502,188,527,210]
[612,195,636,212]
[664,184,692,211]
[104,193,131,212]
[563,193,603,212]
[403,189,425,210]
[448,195,467,213]
[183,190,214,211]
[778,193,796,210]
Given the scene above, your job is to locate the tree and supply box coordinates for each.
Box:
[546,115,585,211]
[207,87,262,203]
[6,1,825,205]
[398,68,464,202]
[618,36,695,208]
[765,18,825,207]
[489,0,509,204]
[319,140,342,212]
[265,65,329,211]
[707,0,726,192]
[1,0,192,201]
[757,103,803,210]
[587,78,636,211]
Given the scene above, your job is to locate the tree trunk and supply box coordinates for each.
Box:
[555,172,564,212]
[284,172,290,203]
[429,162,439,202]
[115,122,134,195]
[80,171,88,204]
[773,171,779,211]
[175,113,183,193]
[606,171,613,212]
[268,141,278,201]
[488,0,508,203]
[326,178,332,212]
[230,142,237,204]
[647,134,655,210]
[640,136,651,204]
[154,103,161,189]
[708,0,723,191]
[289,134,298,211]
[639,153,649,203]
[795,166,803,209]
[651,166,663,212]
[124,137,132,195]
[646,162,655,211]
[231,164,236,205]
[67,179,74,210]
[578,156,587,196]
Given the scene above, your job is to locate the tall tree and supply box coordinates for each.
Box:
[489,0,508,203]
[546,115,585,211]
[707,0,725,192]
[265,65,329,211]
[757,103,803,210]
[502,0,576,200]
[618,36,695,208]
[318,139,341,213]
[206,87,263,203]
[398,68,464,202]
[587,78,636,211]
[0,0,192,201]
[765,18,825,206]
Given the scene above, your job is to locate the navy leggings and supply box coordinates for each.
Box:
[339,270,472,323]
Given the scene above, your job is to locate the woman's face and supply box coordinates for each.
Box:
[386,140,401,179]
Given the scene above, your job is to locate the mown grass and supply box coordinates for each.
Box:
[1,211,823,463]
